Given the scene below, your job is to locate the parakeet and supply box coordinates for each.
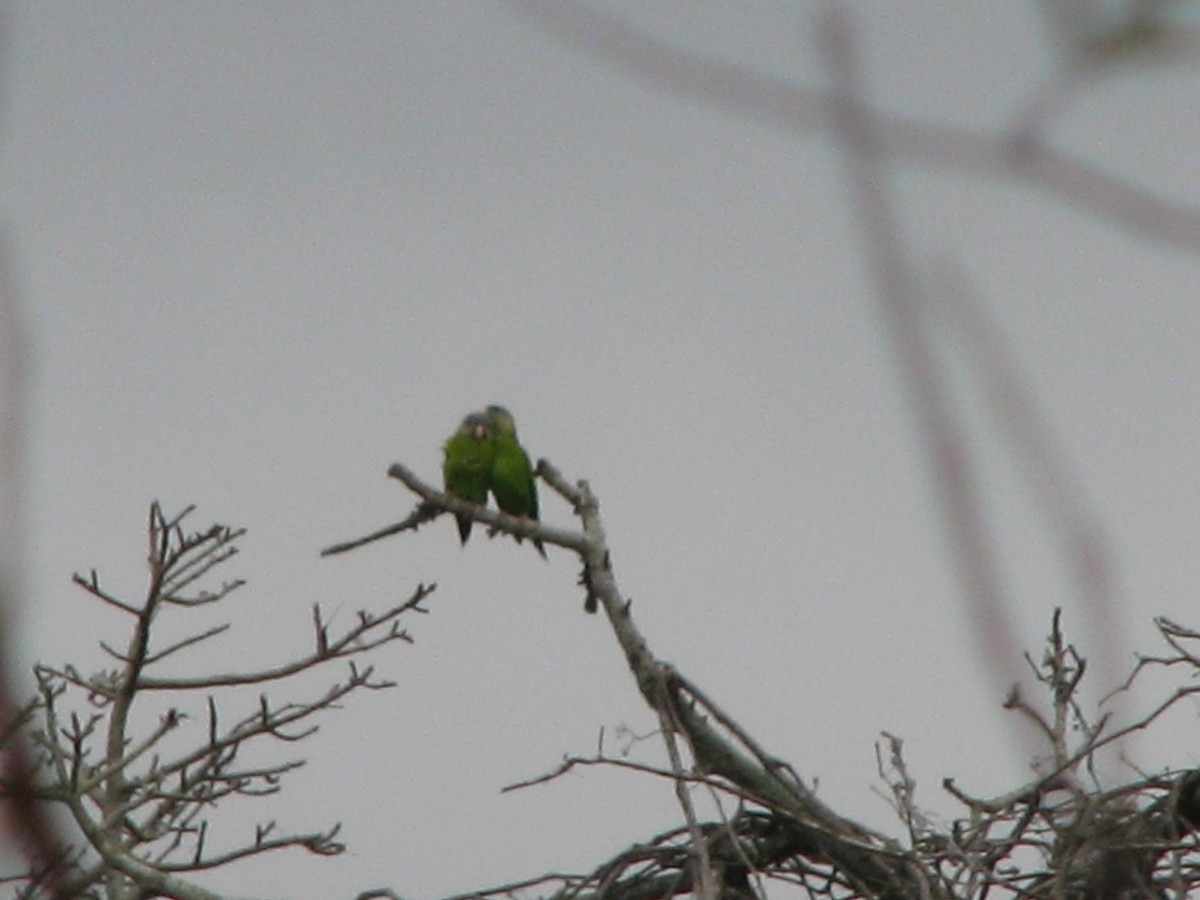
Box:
[484,404,546,559]
[442,412,495,545]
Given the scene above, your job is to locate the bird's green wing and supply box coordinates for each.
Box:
[490,433,538,519]
[442,413,494,544]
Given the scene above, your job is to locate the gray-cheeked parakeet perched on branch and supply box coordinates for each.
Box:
[442,412,495,545]
[484,404,547,559]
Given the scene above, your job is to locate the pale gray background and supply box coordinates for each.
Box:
[4,2,1200,897]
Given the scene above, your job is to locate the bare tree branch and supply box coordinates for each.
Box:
[5,504,424,898]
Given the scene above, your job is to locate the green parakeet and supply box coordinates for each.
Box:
[485,405,547,559]
[442,412,495,545]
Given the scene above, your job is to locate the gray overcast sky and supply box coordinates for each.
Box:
[4,2,1200,897]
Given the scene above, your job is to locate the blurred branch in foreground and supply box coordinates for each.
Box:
[0,232,69,895]
[507,0,1200,254]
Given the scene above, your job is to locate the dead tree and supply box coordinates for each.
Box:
[333,461,1200,900]
[2,503,426,899]
[3,464,1199,898]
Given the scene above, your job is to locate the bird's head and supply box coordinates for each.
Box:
[460,412,492,442]
[485,404,517,436]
